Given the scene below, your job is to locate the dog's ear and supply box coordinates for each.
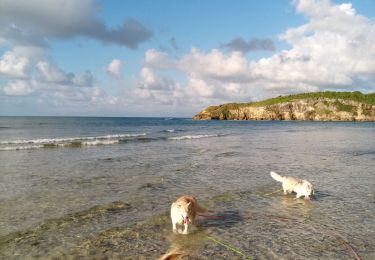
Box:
[187,201,191,208]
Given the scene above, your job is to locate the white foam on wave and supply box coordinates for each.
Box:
[0,145,44,151]
[0,133,146,145]
[166,129,175,133]
[0,137,82,145]
[0,133,147,151]
[95,133,146,139]
[81,139,120,146]
[168,134,218,140]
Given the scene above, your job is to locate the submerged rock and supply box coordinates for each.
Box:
[0,201,131,258]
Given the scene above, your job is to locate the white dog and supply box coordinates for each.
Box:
[270,171,314,199]
[170,195,206,234]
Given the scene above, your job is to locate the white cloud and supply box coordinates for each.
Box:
[295,0,355,18]
[144,49,175,69]
[106,59,124,78]
[0,44,107,110]
[180,48,250,81]
[143,48,251,82]
[71,71,94,87]
[37,60,67,83]
[140,67,156,86]
[186,78,214,98]
[2,80,34,96]
[224,83,241,94]
[135,66,185,105]
[0,51,29,78]
[135,50,252,108]
[261,0,375,89]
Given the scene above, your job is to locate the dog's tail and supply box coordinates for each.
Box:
[270,171,284,182]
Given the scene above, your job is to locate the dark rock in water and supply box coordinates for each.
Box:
[140,183,155,188]
[106,201,131,212]
[139,182,164,190]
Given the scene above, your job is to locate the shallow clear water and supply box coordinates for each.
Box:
[0,117,374,259]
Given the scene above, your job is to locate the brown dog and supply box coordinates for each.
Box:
[170,195,206,234]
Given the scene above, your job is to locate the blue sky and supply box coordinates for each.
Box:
[0,0,374,116]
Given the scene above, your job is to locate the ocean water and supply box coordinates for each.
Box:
[0,117,374,259]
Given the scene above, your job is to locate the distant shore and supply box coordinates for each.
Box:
[193,91,375,121]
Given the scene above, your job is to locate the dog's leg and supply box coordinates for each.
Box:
[182,223,189,235]
[295,193,302,199]
[172,222,178,233]
[282,184,288,195]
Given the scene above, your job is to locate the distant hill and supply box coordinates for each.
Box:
[193,91,375,121]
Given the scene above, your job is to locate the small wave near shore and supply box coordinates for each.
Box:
[0,133,221,151]
[0,133,146,151]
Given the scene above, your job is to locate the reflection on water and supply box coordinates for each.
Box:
[0,118,374,259]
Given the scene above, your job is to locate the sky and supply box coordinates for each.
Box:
[0,0,374,117]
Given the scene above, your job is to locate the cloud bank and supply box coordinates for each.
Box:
[134,0,375,112]
[1,0,374,116]
[0,0,152,48]
[0,0,150,112]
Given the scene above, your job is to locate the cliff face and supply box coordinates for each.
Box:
[193,98,375,121]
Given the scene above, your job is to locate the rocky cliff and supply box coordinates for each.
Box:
[193,92,375,121]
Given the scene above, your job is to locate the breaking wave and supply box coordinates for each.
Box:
[0,133,222,151]
[0,133,146,151]
[168,134,218,140]
[0,145,45,151]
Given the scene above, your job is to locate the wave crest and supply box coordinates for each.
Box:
[0,133,146,151]
[168,134,218,140]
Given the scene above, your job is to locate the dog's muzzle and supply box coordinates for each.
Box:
[181,215,189,224]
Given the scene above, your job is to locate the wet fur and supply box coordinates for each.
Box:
[270,171,314,199]
[170,195,205,234]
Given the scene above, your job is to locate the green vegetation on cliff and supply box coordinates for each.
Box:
[197,91,375,121]
[207,91,375,111]
[248,91,374,106]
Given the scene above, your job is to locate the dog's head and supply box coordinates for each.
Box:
[303,181,314,199]
[176,201,193,224]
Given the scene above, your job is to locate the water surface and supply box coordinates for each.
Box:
[0,117,374,259]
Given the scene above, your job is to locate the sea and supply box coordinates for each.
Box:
[0,116,374,259]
